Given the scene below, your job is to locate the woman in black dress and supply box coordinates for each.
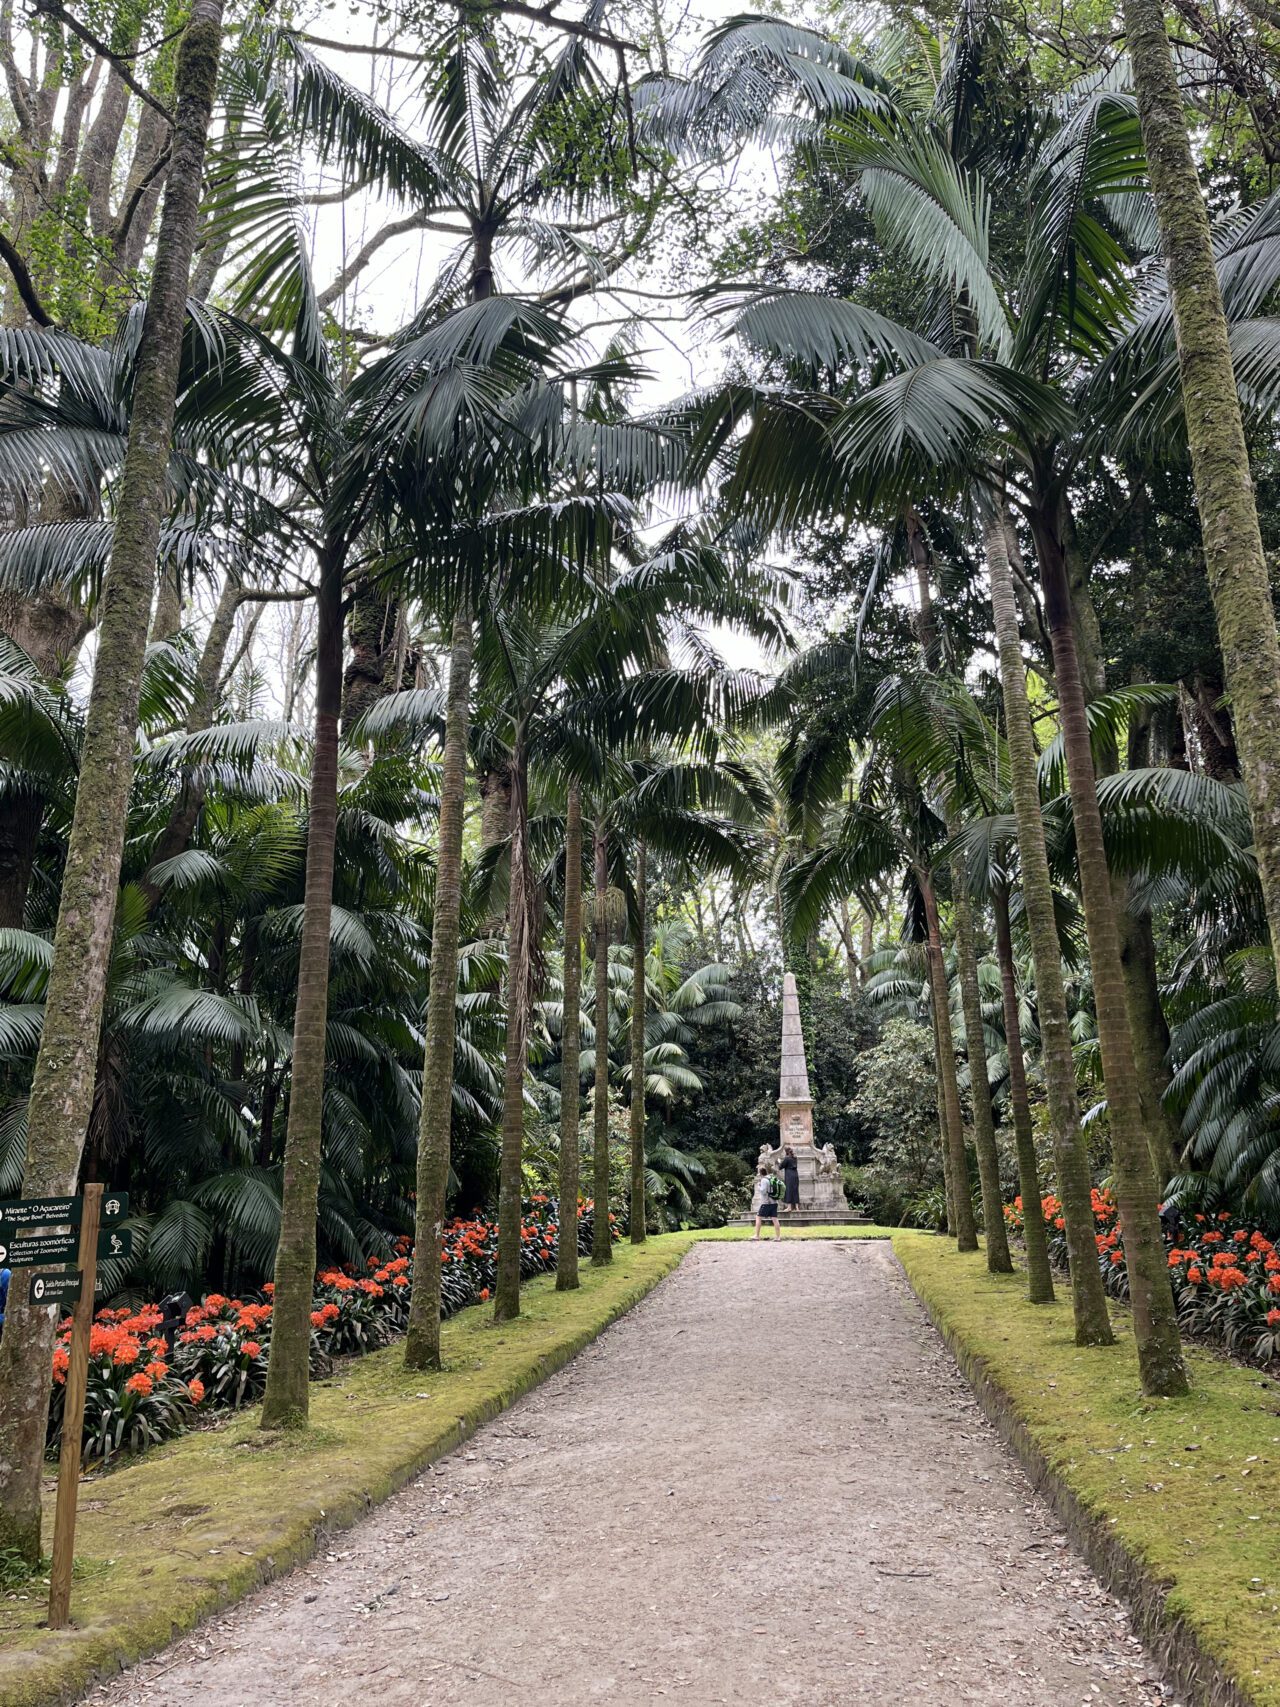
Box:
[781,1145,800,1212]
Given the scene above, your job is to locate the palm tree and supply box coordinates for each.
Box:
[665,19,1191,1381]
[1121,0,1280,996]
[0,0,224,1558]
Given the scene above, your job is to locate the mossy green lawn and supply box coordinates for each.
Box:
[893,1231,1280,1707]
[0,1226,889,1704]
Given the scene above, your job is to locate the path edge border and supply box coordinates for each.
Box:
[894,1246,1255,1707]
[0,1246,694,1707]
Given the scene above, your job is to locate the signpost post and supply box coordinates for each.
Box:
[46,1183,103,1630]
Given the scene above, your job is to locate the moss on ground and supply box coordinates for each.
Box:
[893,1232,1280,1707]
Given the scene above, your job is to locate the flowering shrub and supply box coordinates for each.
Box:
[47,1199,618,1462]
[175,1294,273,1410]
[48,1304,195,1462]
[1005,1190,1280,1365]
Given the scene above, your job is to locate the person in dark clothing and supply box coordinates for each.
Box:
[781,1145,800,1212]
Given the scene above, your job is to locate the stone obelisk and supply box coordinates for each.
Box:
[778,971,814,1147]
[775,972,849,1213]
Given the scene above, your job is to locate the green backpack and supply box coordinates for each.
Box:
[767,1174,784,1201]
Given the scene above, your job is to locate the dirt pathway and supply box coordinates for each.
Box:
[85,1242,1169,1706]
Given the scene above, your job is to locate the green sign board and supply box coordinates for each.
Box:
[0,1230,76,1268]
[0,1191,127,1231]
[96,1227,132,1262]
[28,1271,82,1307]
[0,1226,131,1269]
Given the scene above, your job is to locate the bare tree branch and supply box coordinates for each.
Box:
[30,0,173,123]
[0,232,54,323]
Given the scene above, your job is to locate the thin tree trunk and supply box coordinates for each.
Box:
[629,840,647,1245]
[1119,909,1180,1185]
[0,0,223,1560]
[993,882,1055,1304]
[260,539,344,1429]
[591,819,612,1265]
[405,610,473,1367]
[1033,510,1188,1396]
[919,871,977,1250]
[556,784,583,1291]
[951,876,1013,1271]
[983,510,1114,1347]
[495,746,532,1321]
[1124,0,1280,996]
[931,1010,957,1234]
[838,897,860,999]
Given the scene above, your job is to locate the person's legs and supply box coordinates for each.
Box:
[753,1212,762,1240]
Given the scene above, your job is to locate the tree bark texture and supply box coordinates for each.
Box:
[1125,0,1280,997]
[260,541,344,1428]
[1034,513,1188,1395]
[405,611,473,1367]
[556,784,583,1291]
[983,511,1115,1347]
[591,820,612,1265]
[919,872,978,1251]
[0,0,224,1558]
[495,748,533,1322]
[992,882,1056,1304]
[950,876,1013,1272]
[629,841,647,1245]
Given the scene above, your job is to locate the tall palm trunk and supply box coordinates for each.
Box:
[982,510,1114,1347]
[591,819,613,1265]
[0,0,224,1558]
[495,745,533,1321]
[951,877,1013,1271]
[556,784,583,1290]
[261,538,345,1429]
[992,881,1055,1304]
[1124,0,1280,996]
[919,871,977,1250]
[405,609,473,1367]
[629,840,647,1245]
[931,1014,957,1233]
[1032,509,1187,1396]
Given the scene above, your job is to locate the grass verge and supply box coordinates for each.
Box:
[892,1231,1280,1707]
[0,1224,889,1703]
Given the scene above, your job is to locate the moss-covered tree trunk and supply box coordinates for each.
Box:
[1033,510,1187,1396]
[260,539,344,1428]
[405,609,473,1367]
[1124,0,1280,996]
[951,877,1013,1271]
[556,783,583,1291]
[992,881,1055,1304]
[629,840,647,1245]
[983,511,1114,1347]
[919,871,977,1251]
[495,746,532,1322]
[591,818,613,1265]
[0,0,223,1559]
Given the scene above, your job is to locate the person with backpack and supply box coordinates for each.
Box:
[750,1165,783,1241]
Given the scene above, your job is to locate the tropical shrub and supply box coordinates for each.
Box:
[48,1305,198,1462]
[1006,1191,1280,1365]
[46,1201,618,1461]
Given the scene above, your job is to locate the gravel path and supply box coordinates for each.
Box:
[85,1241,1171,1707]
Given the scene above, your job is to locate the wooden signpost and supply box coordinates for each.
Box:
[0,1184,126,1630]
[45,1181,102,1630]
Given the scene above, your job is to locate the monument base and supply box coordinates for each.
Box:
[728,1211,876,1228]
